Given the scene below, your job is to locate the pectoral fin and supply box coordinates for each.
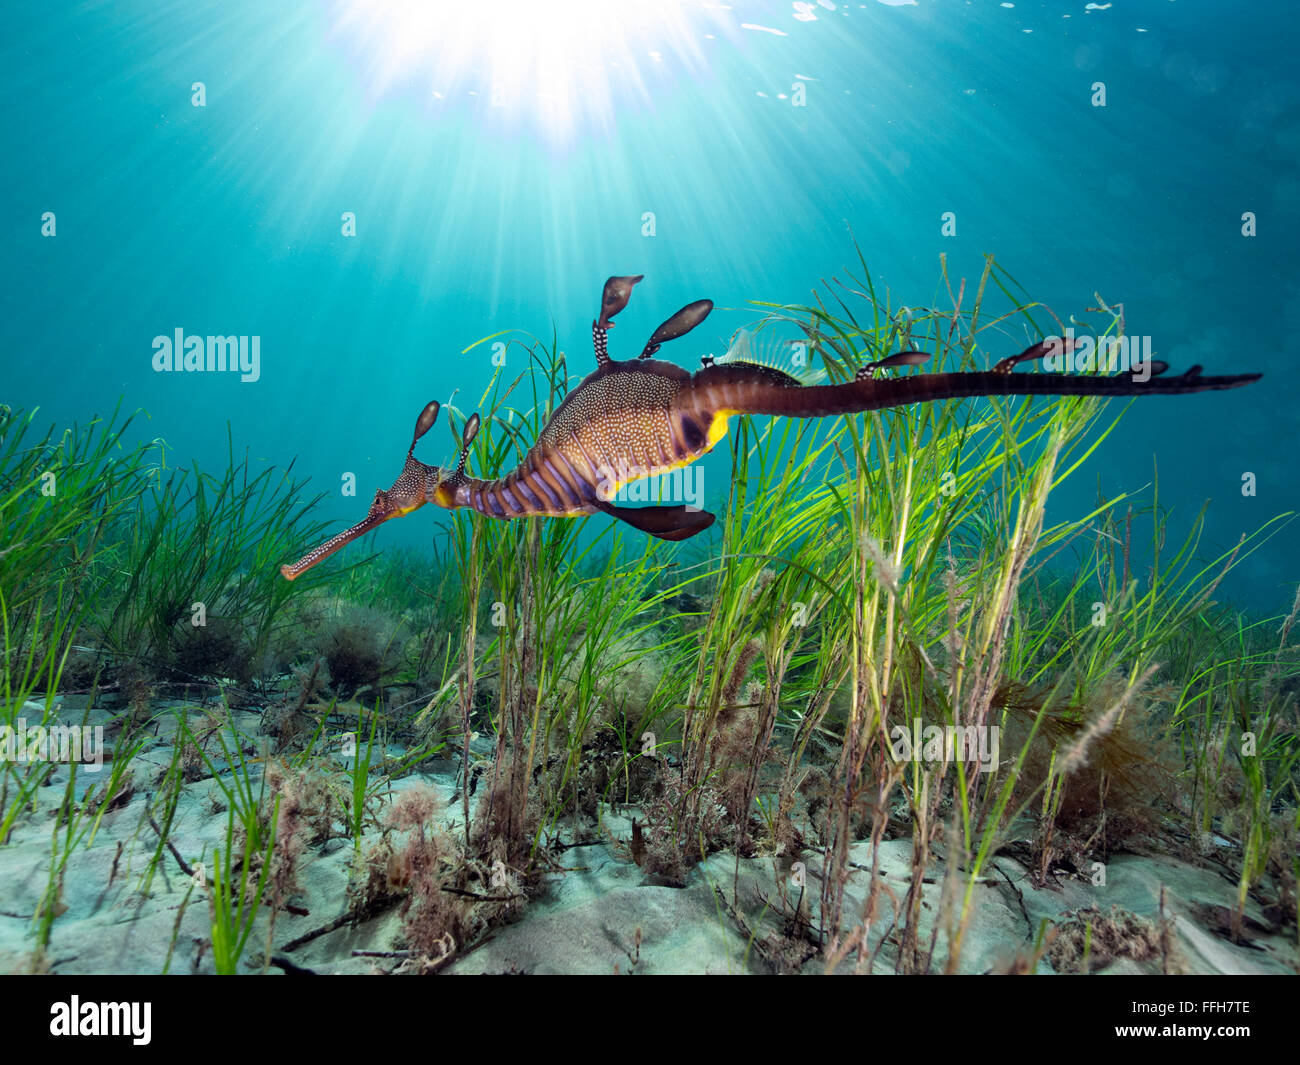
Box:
[594,500,716,541]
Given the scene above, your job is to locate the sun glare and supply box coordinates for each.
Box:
[327,0,732,141]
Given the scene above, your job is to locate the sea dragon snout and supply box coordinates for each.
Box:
[281,274,1261,580]
[279,401,478,580]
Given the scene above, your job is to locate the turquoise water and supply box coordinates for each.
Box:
[4,0,1295,607]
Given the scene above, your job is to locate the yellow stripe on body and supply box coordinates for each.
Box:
[707,410,735,447]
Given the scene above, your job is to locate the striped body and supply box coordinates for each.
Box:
[446,358,754,519]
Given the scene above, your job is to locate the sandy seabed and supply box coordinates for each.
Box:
[1,698,1293,976]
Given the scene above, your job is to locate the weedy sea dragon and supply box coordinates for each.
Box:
[281,274,1260,579]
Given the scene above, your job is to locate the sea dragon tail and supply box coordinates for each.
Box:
[694,351,1260,419]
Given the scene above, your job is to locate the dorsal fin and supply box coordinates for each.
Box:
[720,328,826,383]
